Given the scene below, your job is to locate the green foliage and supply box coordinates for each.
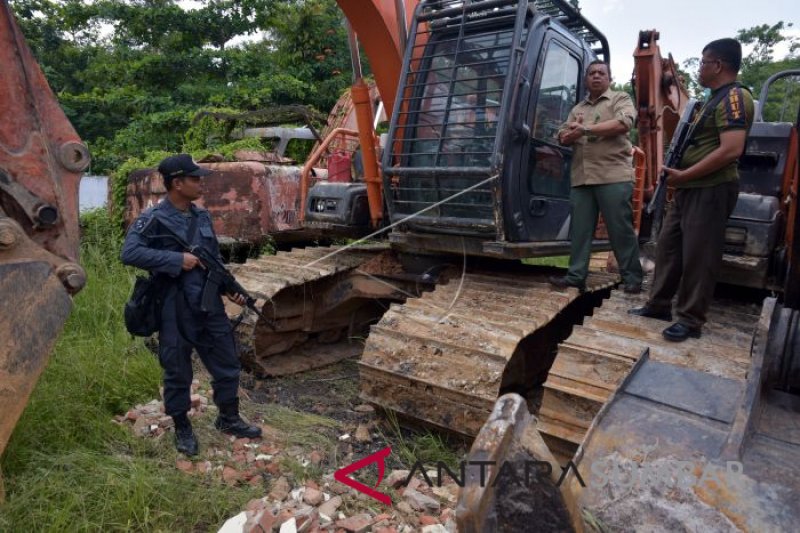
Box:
[522,255,570,268]
[737,22,800,100]
[380,411,463,471]
[758,71,800,123]
[679,21,800,101]
[0,209,258,530]
[183,109,242,153]
[109,150,171,233]
[9,0,351,176]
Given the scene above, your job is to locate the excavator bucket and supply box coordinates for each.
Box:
[0,261,72,497]
[0,0,89,497]
[455,393,584,533]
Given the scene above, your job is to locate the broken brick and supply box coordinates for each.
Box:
[175,459,194,474]
[335,513,373,533]
[222,466,240,485]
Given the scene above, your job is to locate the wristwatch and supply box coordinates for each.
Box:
[582,126,592,136]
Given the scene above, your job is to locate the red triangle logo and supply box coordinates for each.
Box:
[333,446,392,505]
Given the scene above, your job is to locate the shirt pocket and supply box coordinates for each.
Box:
[199,226,215,244]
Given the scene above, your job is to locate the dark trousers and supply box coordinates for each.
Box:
[158,289,240,417]
[566,182,643,286]
[646,181,739,329]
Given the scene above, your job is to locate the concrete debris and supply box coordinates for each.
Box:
[269,476,291,502]
[385,470,410,488]
[402,486,441,512]
[421,525,448,533]
[123,380,465,533]
[279,517,297,533]
[230,465,463,533]
[317,495,342,518]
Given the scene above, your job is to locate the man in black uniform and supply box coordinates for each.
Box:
[122,154,262,455]
[629,39,754,341]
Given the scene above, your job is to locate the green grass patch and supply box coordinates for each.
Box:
[0,210,257,531]
[379,411,464,472]
[522,255,569,268]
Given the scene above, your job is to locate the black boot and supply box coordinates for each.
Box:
[172,413,199,456]
[215,399,262,439]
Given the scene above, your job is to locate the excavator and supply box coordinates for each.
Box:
[2,0,799,528]
[231,0,800,529]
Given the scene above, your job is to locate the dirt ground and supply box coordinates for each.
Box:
[241,352,469,472]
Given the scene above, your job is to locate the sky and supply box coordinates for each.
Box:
[578,0,798,85]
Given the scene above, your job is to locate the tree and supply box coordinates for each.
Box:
[677,21,800,105]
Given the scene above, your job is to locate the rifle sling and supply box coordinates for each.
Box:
[685,81,742,150]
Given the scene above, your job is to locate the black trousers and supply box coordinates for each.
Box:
[158,287,240,417]
[646,180,739,329]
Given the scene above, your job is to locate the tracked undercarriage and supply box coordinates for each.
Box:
[232,245,800,530]
[228,244,421,376]
[231,246,760,454]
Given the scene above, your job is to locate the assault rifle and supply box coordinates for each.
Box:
[150,215,275,330]
[646,98,701,240]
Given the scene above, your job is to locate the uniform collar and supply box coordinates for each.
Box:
[583,87,614,104]
[159,198,197,217]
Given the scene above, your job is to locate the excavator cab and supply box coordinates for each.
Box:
[382,0,610,258]
[720,70,800,290]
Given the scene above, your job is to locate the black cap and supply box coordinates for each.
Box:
[157,154,212,180]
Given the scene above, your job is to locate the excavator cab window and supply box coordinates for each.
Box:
[407,29,513,170]
[528,40,580,198]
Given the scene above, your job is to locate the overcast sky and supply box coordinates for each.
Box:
[578,0,798,85]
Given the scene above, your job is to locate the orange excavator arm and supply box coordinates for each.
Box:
[632,30,690,205]
[300,1,415,227]
[335,0,415,117]
[0,0,90,497]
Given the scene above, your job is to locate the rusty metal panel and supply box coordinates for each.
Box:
[124,162,306,244]
[625,359,743,424]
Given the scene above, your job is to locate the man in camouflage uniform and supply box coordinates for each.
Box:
[630,39,754,342]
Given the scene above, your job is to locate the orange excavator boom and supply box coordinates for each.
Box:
[0,0,90,498]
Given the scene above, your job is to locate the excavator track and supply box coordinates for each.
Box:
[539,289,761,461]
[359,269,619,435]
[230,244,410,376]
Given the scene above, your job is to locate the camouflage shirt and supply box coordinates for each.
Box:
[677,83,754,188]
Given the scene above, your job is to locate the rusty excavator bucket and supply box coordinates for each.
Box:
[0,0,90,499]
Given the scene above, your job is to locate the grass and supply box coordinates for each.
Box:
[256,404,339,450]
[522,255,570,268]
[379,411,464,472]
[0,210,258,531]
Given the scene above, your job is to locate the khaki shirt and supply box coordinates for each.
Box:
[560,89,636,187]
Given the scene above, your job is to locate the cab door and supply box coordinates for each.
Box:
[518,38,582,241]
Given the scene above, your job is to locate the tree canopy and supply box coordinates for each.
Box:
[680,20,800,115]
[9,1,798,175]
[10,0,353,174]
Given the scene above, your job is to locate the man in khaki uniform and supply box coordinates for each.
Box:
[630,38,754,342]
[550,60,643,293]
